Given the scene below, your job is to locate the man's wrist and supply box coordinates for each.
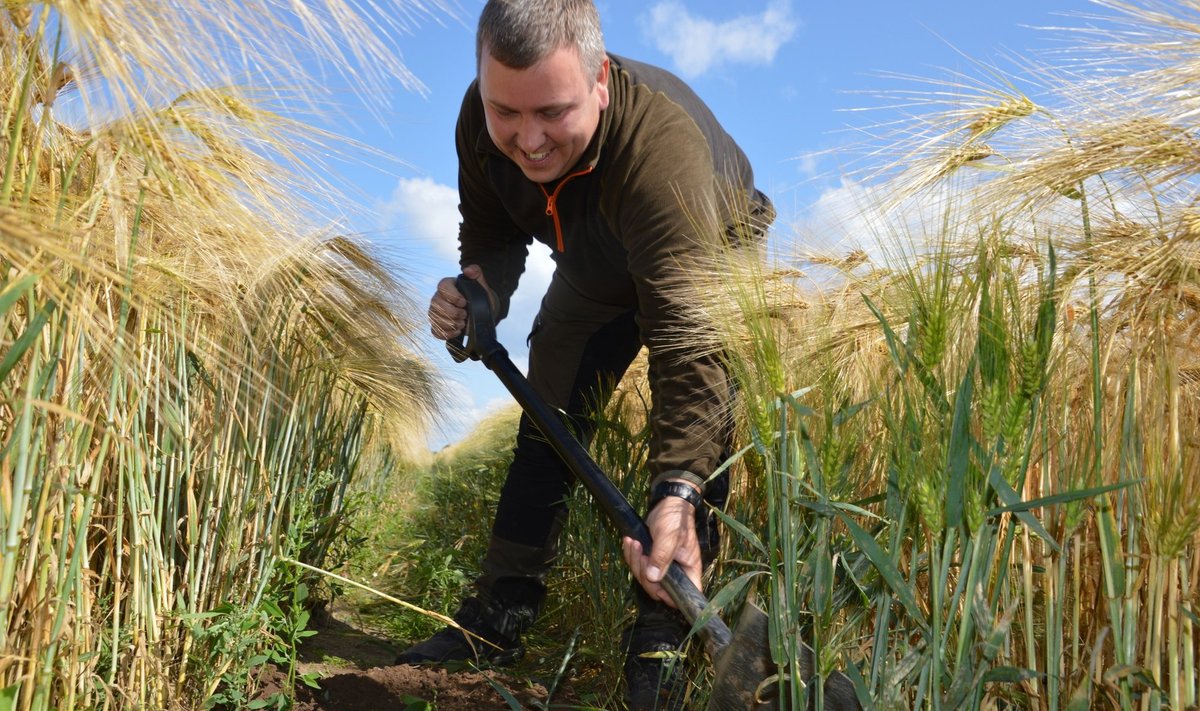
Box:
[649,470,706,493]
[649,480,703,510]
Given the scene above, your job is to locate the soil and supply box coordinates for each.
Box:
[253,600,588,711]
[265,664,557,711]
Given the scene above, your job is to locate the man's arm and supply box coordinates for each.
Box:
[454,82,531,323]
[613,107,741,605]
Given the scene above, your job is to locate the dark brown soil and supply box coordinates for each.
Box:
[252,600,589,711]
[271,664,555,711]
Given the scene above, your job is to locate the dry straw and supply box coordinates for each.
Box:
[675,2,1200,708]
[0,2,446,709]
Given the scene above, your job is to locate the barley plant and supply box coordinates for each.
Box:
[0,2,441,710]
[693,2,1200,709]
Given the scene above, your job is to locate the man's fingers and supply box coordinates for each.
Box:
[623,536,679,609]
[427,274,473,339]
[622,537,646,583]
[646,537,677,583]
[435,278,467,307]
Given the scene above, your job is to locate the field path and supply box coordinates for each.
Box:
[261,600,566,710]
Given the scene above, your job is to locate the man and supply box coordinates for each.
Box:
[397,1,773,708]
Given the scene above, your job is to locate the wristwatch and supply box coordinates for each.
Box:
[649,480,703,510]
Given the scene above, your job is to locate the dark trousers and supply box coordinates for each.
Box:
[477,276,730,648]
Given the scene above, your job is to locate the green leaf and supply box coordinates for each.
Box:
[983,666,1041,683]
[686,571,764,641]
[0,298,55,384]
[261,599,284,619]
[401,697,433,711]
[832,398,873,428]
[976,260,1009,387]
[791,497,883,522]
[246,700,270,710]
[1034,243,1058,371]
[782,391,816,420]
[0,274,36,315]
[1103,664,1159,689]
[945,360,976,529]
[709,505,766,557]
[843,662,875,711]
[1096,501,1126,598]
[987,465,1061,553]
[1065,677,1092,711]
[479,672,524,710]
[985,478,1140,517]
[837,513,926,633]
[705,443,754,485]
[0,683,19,711]
[247,654,270,667]
[863,295,906,372]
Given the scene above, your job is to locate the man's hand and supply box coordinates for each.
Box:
[621,479,702,608]
[428,264,496,340]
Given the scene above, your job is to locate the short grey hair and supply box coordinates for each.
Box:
[476,0,606,77]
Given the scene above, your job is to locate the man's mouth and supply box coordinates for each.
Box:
[523,148,551,163]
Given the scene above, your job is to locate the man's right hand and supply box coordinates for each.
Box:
[428,264,496,340]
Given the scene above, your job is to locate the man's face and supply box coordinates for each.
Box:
[479,45,609,184]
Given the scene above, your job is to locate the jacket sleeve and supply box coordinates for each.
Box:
[613,112,737,492]
[455,83,531,323]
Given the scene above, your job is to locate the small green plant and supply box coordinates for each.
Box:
[353,409,517,644]
[400,695,434,711]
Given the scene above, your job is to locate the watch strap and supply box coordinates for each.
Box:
[649,480,703,510]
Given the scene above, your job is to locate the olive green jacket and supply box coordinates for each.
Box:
[455,53,773,489]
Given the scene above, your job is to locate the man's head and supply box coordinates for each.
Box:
[476,0,610,183]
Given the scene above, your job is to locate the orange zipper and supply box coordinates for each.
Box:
[539,166,594,252]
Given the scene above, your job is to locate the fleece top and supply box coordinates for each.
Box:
[455,52,773,488]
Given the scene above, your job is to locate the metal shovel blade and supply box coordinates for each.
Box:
[707,602,777,711]
[708,602,863,711]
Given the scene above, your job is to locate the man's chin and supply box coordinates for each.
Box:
[517,165,564,183]
[509,153,565,183]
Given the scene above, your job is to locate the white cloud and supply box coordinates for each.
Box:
[383,177,461,260]
[787,172,1103,271]
[786,178,973,267]
[794,152,820,179]
[642,1,798,78]
[505,242,554,330]
[429,378,514,450]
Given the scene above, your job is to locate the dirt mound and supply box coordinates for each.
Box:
[287,664,550,711]
[248,601,586,710]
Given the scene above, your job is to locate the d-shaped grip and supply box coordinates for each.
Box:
[445,275,506,366]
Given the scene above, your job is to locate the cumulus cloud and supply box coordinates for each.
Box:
[787,178,980,269]
[382,178,562,449]
[427,246,555,448]
[788,172,1106,273]
[642,1,798,78]
[430,378,513,449]
[383,177,461,260]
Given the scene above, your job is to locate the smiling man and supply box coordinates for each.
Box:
[397,1,773,708]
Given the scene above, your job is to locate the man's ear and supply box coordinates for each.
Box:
[596,57,610,110]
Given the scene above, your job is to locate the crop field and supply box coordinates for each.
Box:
[1,1,1198,710]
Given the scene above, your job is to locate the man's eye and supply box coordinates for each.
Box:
[542,110,563,120]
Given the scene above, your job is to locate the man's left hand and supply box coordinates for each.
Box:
[621,479,702,607]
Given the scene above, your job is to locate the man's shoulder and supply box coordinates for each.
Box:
[608,53,692,99]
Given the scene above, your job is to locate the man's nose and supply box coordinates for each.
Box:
[516,118,545,151]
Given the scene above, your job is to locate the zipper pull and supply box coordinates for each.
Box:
[545,194,555,216]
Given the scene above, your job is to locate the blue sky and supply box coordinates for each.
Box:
[332,0,1100,448]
